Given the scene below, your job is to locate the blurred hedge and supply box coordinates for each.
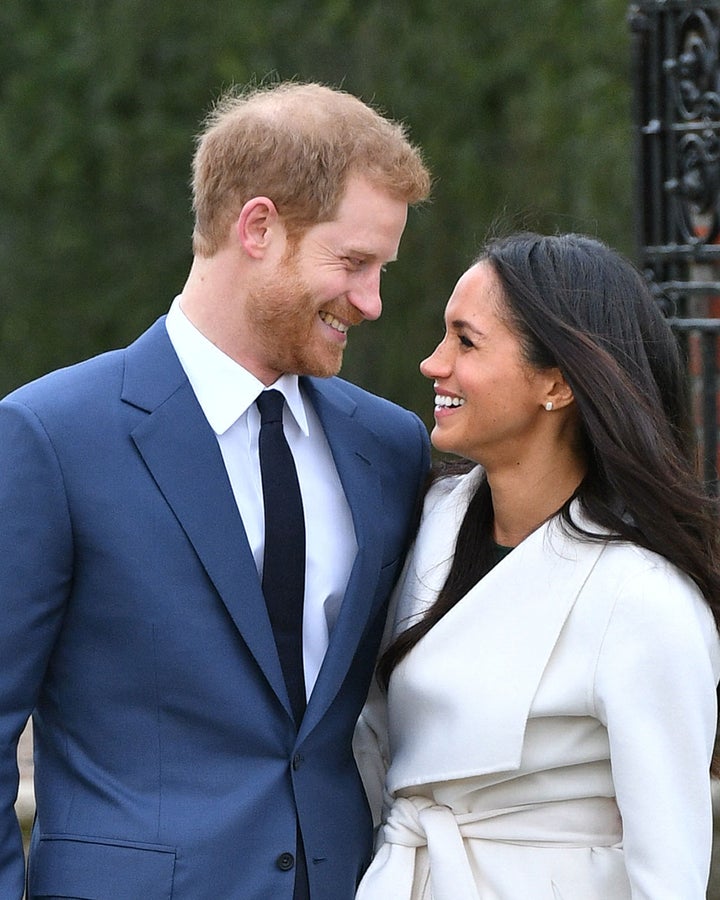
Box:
[0,0,633,425]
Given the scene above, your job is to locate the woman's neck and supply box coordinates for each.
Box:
[487,454,586,547]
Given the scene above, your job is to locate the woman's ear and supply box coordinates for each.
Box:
[543,368,574,411]
[234,197,282,258]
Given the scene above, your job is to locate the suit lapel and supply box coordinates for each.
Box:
[122,320,288,707]
[298,378,385,735]
[122,333,401,730]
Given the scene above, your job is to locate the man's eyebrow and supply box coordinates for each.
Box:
[340,247,398,263]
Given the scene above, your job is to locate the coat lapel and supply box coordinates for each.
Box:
[122,320,288,707]
[388,473,608,786]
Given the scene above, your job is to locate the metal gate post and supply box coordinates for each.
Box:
[629,0,720,488]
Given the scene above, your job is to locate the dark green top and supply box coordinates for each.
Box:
[491,541,514,567]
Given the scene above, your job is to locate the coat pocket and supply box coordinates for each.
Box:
[29,834,176,900]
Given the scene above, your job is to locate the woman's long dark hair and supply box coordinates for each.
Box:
[379,233,720,766]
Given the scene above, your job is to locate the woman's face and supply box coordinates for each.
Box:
[420,261,554,468]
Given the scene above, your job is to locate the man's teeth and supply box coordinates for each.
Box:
[320,312,349,333]
[435,394,466,407]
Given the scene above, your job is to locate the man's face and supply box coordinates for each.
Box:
[245,174,409,382]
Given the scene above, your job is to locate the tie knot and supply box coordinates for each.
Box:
[256,389,285,425]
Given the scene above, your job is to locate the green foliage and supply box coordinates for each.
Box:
[0,0,634,424]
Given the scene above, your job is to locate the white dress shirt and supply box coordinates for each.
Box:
[165,297,358,698]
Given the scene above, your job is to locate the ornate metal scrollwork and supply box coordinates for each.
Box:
[631,1,720,268]
[664,8,720,245]
[630,2,720,488]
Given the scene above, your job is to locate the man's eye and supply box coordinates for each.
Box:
[459,334,474,348]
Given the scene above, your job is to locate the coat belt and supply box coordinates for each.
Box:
[356,794,622,900]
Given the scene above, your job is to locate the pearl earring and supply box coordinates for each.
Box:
[545,401,553,411]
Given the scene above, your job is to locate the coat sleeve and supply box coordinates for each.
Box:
[593,559,720,899]
[353,671,391,834]
[0,399,73,898]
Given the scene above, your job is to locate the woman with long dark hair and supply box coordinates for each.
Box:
[355,233,720,899]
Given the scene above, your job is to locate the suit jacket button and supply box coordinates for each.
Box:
[277,852,295,871]
[292,753,303,770]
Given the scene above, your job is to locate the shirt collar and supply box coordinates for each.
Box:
[165,296,310,436]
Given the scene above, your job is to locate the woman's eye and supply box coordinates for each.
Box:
[459,334,474,349]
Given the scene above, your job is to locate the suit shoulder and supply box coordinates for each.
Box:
[328,377,429,448]
[320,376,421,422]
[2,318,168,418]
[3,348,125,415]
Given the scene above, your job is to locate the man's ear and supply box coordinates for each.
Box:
[543,368,575,411]
[235,197,281,258]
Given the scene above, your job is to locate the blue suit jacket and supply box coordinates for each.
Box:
[0,318,430,900]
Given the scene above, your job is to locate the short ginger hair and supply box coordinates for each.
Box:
[191,81,431,256]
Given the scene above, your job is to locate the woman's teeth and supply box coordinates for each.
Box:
[434,395,465,407]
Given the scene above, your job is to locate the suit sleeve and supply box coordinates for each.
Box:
[593,561,720,899]
[411,411,431,507]
[0,399,73,897]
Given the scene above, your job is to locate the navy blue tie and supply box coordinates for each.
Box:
[256,390,307,727]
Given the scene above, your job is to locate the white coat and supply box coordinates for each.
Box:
[355,467,720,899]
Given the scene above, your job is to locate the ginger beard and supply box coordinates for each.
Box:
[245,250,360,379]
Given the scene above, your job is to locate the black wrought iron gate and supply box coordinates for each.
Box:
[629,0,720,489]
